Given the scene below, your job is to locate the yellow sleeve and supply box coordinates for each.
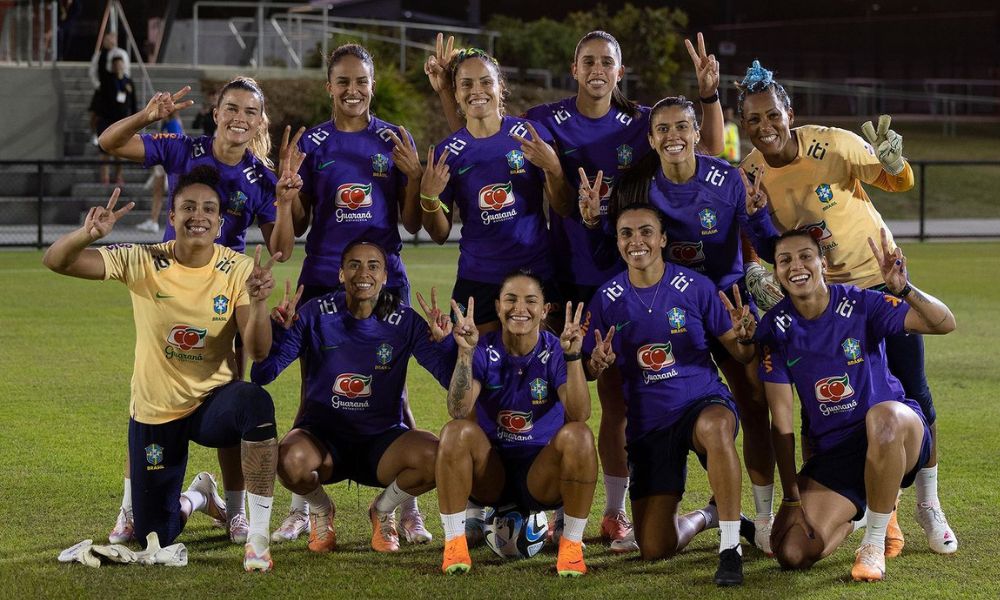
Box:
[97,244,137,284]
[870,161,914,192]
[231,254,253,308]
[841,129,914,192]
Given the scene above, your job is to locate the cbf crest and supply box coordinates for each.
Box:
[815,183,834,203]
[145,444,164,467]
[529,378,548,403]
[213,294,230,315]
[616,144,633,168]
[667,307,687,331]
[699,208,718,232]
[506,149,525,174]
[376,343,393,365]
[842,337,863,364]
[227,191,248,216]
[371,153,389,177]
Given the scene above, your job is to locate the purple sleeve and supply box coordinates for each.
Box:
[471,343,488,384]
[581,296,607,357]
[297,136,315,200]
[757,322,792,383]
[704,283,733,339]
[863,288,910,341]
[253,170,278,226]
[530,120,555,146]
[734,172,779,263]
[140,133,190,170]
[435,144,456,209]
[409,314,459,389]
[250,312,306,385]
[549,345,568,390]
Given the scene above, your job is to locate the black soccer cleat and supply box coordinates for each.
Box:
[739,514,758,548]
[714,547,744,587]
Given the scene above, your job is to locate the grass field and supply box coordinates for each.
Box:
[2,243,999,599]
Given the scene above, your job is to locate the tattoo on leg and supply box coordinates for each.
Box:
[242,437,278,496]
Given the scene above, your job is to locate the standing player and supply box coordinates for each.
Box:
[586,96,780,553]
[423,30,725,547]
[436,271,597,577]
[273,43,432,544]
[757,229,954,581]
[581,205,758,586]
[737,59,958,555]
[98,76,297,546]
[419,48,571,332]
[42,168,282,572]
[251,241,457,554]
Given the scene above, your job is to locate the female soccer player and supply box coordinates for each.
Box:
[273,43,432,544]
[581,205,757,586]
[42,167,282,572]
[251,240,457,554]
[97,76,300,546]
[419,47,571,332]
[583,96,781,553]
[737,60,957,554]
[757,228,955,581]
[436,271,597,577]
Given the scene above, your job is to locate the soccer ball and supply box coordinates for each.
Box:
[483,504,548,559]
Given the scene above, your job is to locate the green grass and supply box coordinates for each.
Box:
[1,243,999,599]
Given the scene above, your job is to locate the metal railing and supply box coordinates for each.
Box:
[0,0,57,65]
[1,158,998,249]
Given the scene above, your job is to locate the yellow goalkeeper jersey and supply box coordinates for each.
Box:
[99,241,253,424]
[742,125,913,289]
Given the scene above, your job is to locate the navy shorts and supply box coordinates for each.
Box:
[128,381,275,547]
[800,410,932,520]
[471,445,562,513]
[626,396,739,501]
[294,416,409,488]
[452,276,560,326]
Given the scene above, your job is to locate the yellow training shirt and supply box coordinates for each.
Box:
[742,125,914,289]
[99,241,253,424]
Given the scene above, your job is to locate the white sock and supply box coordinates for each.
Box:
[441,512,465,541]
[374,480,413,514]
[562,515,587,543]
[603,474,629,514]
[122,478,132,512]
[181,490,206,514]
[861,509,892,550]
[751,484,774,519]
[853,513,868,532]
[303,487,332,515]
[699,503,720,530]
[465,502,486,522]
[225,489,246,519]
[246,491,273,540]
[401,495,419,514]
[915,465,939,506]
[719,520,741,553]
[289,493,308,513]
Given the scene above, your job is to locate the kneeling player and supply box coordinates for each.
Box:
[251,240,457,553]
[437,271,597,577]
[758,229,955,581]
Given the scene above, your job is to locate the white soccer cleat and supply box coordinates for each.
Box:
[271,509,309,543]
[754,514,774,556]
[243,534,273,572]
[400,508,433,544]
[186,472,228,523]
[109,507,135,544]
[609,527,638,553]
[915,502,958,554]
[229,513,250,544]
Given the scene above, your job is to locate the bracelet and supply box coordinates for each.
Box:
[419,195,450,214]
[782,499,802,507]
[581,217,600,229]
[564,352,582,362]
[699,91,720,104]
[894,283,912,298]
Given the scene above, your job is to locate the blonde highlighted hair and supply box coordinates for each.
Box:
[217,76,273,170]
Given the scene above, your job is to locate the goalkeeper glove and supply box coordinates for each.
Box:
[744,261,784,312]
[861,114,905,175]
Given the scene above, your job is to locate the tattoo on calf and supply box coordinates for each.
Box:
[241,438,278,496]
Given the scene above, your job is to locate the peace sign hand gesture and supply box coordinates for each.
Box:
[720,284,756,342]
[270,279,304,329]
[276,126,306,207]
[420,146,451,199]
[861,114,905,175]
[143,86,194,124]
[451,297,478,350]
[424,33,457,93]
[247,245,281,303]
[588,328,616,378]
[868,227,908,295]
[560,302,585,354]
[385,126,422,180]
[739,167,769,216]
[511,122,560,174]
[684,32,720,98]
[578,167,604,227]
[416,287,454,342]
[83,187,135,241]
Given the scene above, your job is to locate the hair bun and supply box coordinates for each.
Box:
[741,60,773,89]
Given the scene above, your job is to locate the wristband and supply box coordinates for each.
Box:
[563,352,582,362]
[782,499,802,507]
[894,283,912,298]
[699,91,720,104]
[419,195,450,214]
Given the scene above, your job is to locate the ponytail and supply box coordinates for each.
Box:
[607,150,659,227]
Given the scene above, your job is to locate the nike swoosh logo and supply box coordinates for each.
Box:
[457,164,475,175]
[486,384,503,390]
[786,357,802,367]
[321,345,339,351]
[155,292,174,299]
[615,321,630,332]
[318,159,336,170]
[562,147,578,155]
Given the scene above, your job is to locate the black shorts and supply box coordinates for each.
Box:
[127,381,275,547]
[451,276,560,326]
[470,445,562,513]
[626,396,739,501]
[800,411,931,520]
[294,417,408,488]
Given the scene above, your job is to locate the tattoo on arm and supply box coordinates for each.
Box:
[448,353,472,418]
